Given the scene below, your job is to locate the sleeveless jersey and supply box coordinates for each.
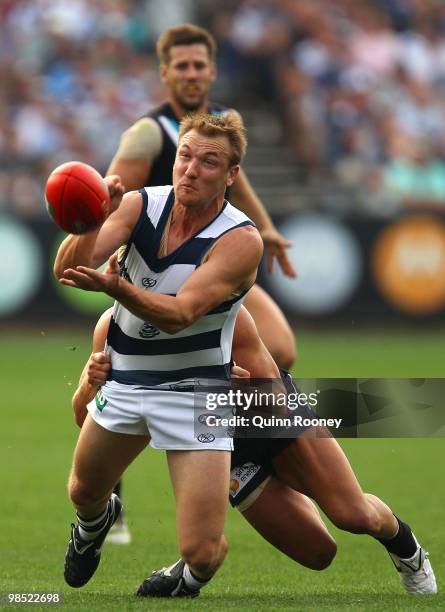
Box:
[144,102,229,187]
[106,185,255,388]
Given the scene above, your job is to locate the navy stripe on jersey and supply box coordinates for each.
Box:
[133,192,249,273]
[110,363,231,386]
[207,292,246,315]
[108,318,221,355]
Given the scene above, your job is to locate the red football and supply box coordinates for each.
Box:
[45,161,110,234]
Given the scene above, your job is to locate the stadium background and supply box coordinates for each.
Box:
[1,1,443,609]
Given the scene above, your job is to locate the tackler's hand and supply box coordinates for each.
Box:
[261,227,297,278]
[87,351,111,387]
[105,175,125,215]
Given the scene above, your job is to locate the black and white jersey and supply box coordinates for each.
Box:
[106,185,254,388]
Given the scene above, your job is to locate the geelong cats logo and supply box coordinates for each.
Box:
[139,322,160,338]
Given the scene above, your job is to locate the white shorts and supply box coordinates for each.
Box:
[87,381,233,452]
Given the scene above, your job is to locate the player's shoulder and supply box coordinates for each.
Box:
[216,221,262,257]
[222,201,254,226]
[142,185,173,199]
[139,186,173,222]
[145,101,176,121]
[126,116,161,137]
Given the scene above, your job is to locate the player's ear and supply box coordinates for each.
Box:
[226,165,239,187]
[159,63,168,84]
[209,61,217,83]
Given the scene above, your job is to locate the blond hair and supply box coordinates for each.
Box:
[156,24,217,65]
[178,111,247,167]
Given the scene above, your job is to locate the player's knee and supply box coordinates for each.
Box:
[68,476,101,508]
[180,537,227,576]
[331,503,381,535]
[312,538,337,571]
[301,535,337,571]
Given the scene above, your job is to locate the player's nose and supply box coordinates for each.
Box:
[184,65,199,79]
[184,159,198,177]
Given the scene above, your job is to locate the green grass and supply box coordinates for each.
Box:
[0,328,443,610]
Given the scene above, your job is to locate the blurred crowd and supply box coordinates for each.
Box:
[0,0,171,217]
[206,0,445,214]
[3,0,445,218]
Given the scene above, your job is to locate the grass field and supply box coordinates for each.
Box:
[1,327,443,611]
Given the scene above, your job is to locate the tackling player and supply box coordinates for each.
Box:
[74,306,437,597]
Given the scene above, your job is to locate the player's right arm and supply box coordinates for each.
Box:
[71,308,112,427]
[106,117,163,191]
[53,188,142,279]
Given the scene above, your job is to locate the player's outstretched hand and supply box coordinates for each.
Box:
[104,175,125,214]
[261,227,297,278]
[60,254,120,294]
[87,351,111,387]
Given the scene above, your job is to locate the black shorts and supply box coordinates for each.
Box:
[229,370,315,508]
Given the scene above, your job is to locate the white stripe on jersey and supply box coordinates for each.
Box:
[109,347,224,372]
[112,304,229,341]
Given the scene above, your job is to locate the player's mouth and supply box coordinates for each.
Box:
[183,84,202,94]
[179,182,197,191]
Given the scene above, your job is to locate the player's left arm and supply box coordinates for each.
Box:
[227,111,296,278]
[71,308,112,427]
[230,168,296,278]
[60,225,263,334]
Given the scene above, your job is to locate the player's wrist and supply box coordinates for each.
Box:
[107,275,125,300]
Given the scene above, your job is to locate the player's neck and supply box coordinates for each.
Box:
[170,198,223,239]
[168,97,209,120]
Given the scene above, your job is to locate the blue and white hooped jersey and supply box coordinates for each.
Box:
[106,185,255,388]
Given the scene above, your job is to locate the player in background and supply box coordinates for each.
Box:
[106,23,297,543]
[74,307,436,596]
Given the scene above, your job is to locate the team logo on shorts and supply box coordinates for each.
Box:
[95,389,108,412]
[197,433,215,443]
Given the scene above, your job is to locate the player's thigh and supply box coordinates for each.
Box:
[243,284,296,366]
[167,450,230,546]
[272,432,365,513]
[71,414,149,495]
[242,476,336,568]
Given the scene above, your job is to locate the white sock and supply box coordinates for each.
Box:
[77,504,109,541]
[182,563,210,591]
